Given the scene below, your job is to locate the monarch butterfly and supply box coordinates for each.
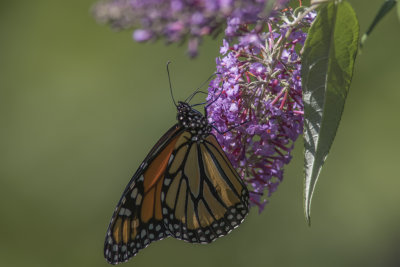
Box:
[104,68,249,264]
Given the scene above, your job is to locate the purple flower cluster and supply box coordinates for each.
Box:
[92,0,316,212]
[92,0,287,56]
[207,11,315,211]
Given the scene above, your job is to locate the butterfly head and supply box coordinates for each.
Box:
[177,101,211,142]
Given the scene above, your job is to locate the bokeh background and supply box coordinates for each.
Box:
[1,1,400,266]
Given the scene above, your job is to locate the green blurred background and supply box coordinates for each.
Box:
[1,1,400,266]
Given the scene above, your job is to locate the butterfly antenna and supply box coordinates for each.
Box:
[185,72,219,103]
[166,61,177,107]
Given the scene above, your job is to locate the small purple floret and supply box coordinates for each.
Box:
[133,29,153,42]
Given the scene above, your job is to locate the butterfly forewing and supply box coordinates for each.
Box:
[104,125,183,264]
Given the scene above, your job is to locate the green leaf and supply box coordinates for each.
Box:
[301,1,359,225]
[360,0,397,48]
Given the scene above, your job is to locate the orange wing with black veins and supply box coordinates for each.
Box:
[104,125,182,264]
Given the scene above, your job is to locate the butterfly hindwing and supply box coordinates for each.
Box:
[104,125,183,264]
[161,132,249,243]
